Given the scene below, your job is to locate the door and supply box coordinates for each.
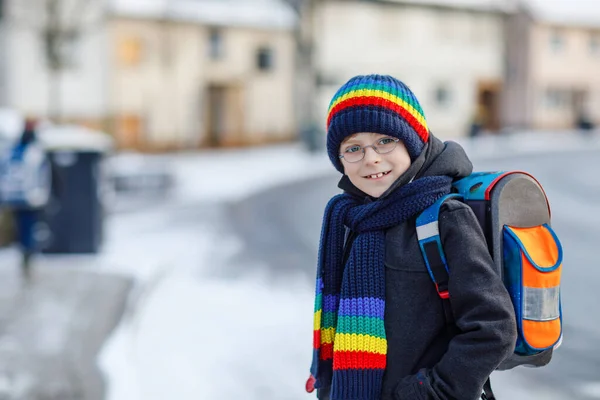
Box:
[476,81,502,132]
[206,85,227,147]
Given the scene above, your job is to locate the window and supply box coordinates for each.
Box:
[549,30,565,53]
[118,37,143,66]
[256,47,274,71]
[434,85,452,108]
[543,88,571,109]
[208,28,223,60]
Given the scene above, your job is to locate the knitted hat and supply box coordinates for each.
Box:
[326,74,430,173]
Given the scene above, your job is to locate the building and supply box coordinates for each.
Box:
[503,0,600,131]
[108,0,298,150]
[310,0,514,139]
[0,0,298,151]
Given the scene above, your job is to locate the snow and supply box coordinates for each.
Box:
[370,0,600,25]
[39,125,114,152]
[89,133,600,399]
[524,0,600,28]
[385,0,515,12]
[109,0,297,30]
[0,108,24,141]
[98,143,329,400]
[110,143,332,204]
[102,266,314,400]
[0,142,331,399]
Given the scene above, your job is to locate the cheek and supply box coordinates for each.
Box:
[344,166,365,187]
[394,154,411,172]
[342,163,359,178]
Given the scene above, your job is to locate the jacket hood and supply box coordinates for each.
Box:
[338,134,473,200]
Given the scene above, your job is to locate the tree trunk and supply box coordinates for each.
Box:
[48,67,61,122]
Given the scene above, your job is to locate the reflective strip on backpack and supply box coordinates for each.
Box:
[523,286,560,321]
[416,221,439,240]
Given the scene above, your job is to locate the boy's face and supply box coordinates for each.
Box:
[340,132,411,198]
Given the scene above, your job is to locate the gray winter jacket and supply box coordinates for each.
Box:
[318,137,517,400]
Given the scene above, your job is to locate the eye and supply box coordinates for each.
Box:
[378,137,395,145]
[345,145,361,153]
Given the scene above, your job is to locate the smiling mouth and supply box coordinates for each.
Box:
[364,171,391,179]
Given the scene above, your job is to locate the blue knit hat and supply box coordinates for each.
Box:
[326,74,429,173]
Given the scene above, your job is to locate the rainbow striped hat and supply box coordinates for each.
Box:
[326,74,429,173]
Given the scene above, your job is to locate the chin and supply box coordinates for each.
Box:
[363,187,387,198]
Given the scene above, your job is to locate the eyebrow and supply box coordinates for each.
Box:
[342,136,390,147]
[341,141,362,151]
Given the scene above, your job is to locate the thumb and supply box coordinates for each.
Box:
[305,374,316,393]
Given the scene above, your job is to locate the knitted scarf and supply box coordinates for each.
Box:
[310,175,452,400]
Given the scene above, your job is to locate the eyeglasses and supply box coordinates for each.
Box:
[338,137,400,163]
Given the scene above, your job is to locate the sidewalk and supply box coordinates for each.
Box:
[0,248,131,400]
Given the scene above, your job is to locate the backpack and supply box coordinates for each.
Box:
[0,140,52,209]
[416,171,563,373]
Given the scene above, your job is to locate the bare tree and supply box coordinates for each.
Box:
[10,0,104,121]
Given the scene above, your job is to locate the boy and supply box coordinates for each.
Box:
[307,75,517,400]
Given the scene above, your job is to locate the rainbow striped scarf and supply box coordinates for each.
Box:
[309,176,452,399]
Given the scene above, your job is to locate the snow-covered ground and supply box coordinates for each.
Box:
[98,143,331,400]
[90,132,600,400]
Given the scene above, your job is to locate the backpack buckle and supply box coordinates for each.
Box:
[435,283,450,299]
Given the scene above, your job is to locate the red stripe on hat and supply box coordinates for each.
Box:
[332,351,387,370]
[327,96,429,143]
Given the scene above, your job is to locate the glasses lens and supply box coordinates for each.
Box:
[376,139,397,154]
[343,150,364,163]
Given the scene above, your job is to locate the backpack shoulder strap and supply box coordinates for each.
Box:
[416,194,463,324]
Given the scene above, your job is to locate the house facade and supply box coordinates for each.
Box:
[0,0,298,150]
[108,0,298,150]
[503,0,600,130]
[311,0,513,139]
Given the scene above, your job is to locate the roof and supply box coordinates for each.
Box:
[377,0,517,13]
[522,0,600,28]
[108,0,297,30]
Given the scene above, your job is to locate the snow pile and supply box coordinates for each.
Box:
[109,0,297,30]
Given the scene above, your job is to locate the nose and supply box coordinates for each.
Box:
[362,146,381,164]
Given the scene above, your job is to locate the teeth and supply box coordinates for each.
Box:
[369,172,385,179]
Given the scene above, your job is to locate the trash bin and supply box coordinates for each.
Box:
[39,125,113,254]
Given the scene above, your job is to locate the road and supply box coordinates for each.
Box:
[231,147,600,399]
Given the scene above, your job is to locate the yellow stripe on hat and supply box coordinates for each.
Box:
[327,88,428,131]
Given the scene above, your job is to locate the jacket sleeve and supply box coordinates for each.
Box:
[394,200,518,400]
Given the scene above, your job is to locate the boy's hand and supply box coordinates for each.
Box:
[305,375,316,393]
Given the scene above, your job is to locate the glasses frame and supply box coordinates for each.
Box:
[338,137,400,163]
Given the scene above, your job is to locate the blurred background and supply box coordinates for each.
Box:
[0,0,599,399]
